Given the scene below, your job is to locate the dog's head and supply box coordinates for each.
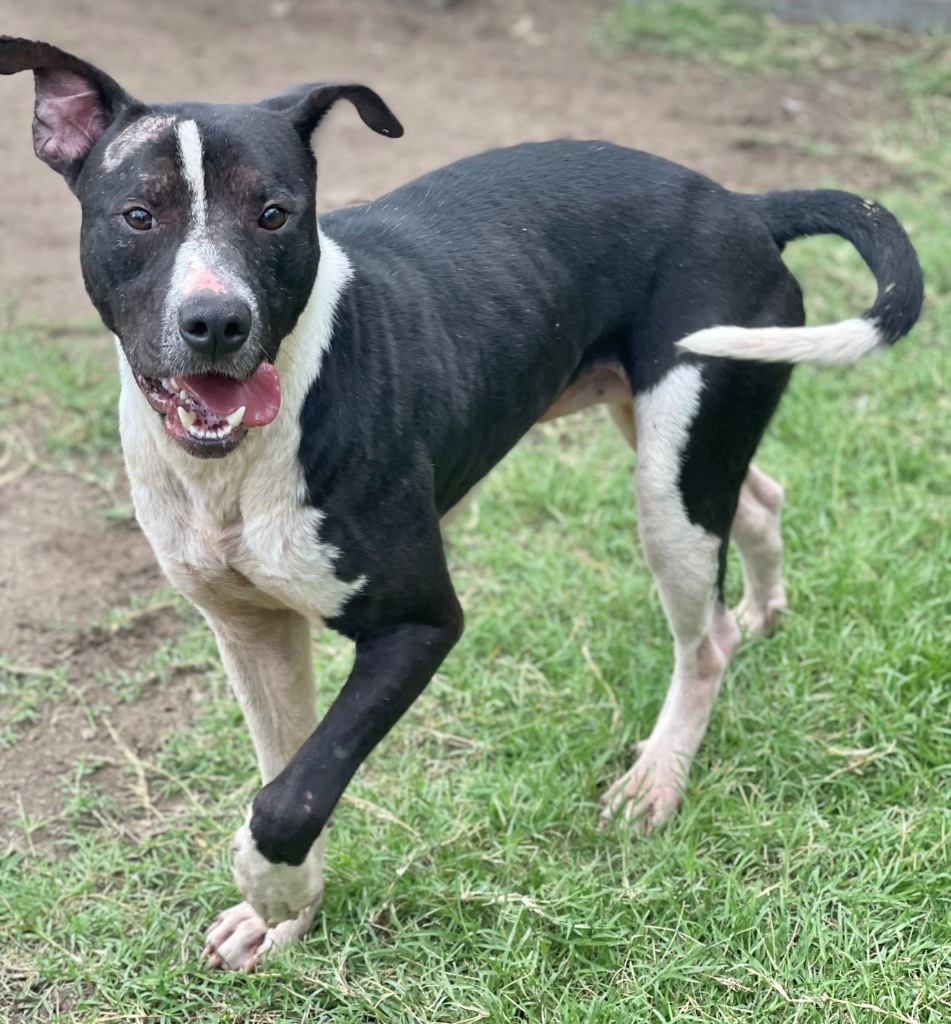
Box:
[0,37,402,457]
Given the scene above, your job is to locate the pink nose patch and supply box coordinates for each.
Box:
[182,263,228,296]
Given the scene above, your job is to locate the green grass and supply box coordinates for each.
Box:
[3,28,951,1024]
[597,0,951,99]
[0,321,118,465]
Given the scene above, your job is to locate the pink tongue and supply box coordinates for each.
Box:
[181,363,281,427]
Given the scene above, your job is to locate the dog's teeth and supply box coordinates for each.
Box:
[169,377,181,390]
[226,406,246,428]
[219,424,233,438]
[180,390,188,401]
[178,406,197,428]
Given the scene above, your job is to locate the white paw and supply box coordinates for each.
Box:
[735,585,787,636]
[202,900,315,972]
[599,745,687,833]
[231,813,325,927]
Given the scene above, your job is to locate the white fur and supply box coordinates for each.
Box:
[601,364,740,830]
[119,225,364,622]
[102,114,176,171]
[231,812,325,926]
[632,364,720,618]
[210,606,318,783]
[176,119,207,226]
[634,364,726,736]
[676,316,881,364]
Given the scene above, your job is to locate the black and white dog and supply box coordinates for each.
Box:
[1,38,923,970]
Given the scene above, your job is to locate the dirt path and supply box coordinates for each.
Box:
[0,0,891,320]
[0,0,900,835]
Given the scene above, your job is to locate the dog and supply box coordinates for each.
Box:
[1,37,923,971]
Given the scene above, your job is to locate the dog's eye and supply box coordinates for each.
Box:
[259,206,289,231]
[123,208,153,231]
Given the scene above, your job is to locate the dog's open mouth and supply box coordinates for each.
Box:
[134,364,282,457]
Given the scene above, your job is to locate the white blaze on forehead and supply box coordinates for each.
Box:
[176,119,207,227]
[160,118,259,362]
[102,114,176,171]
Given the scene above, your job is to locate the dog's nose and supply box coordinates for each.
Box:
[178,292,252,359]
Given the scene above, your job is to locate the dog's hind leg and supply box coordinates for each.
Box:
[731,464,787,636]
[601,364,743,831]
[609,400,786,638]
[602,352,792,831]
[197,606,321,972]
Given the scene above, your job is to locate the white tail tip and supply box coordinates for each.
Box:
[676,316,882,364]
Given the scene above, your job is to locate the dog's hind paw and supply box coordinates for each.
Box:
[598,744,686,834]
[735,586,787,637]
[201,901,316,972]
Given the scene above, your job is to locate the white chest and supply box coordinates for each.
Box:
[121,420,361,621]
[115,223,363,622]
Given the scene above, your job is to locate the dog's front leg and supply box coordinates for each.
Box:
[197,605,320,971]
[232,605,463,926]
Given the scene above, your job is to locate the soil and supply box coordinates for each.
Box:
[0,0,906,842]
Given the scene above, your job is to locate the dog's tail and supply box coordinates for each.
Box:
[676,190,923,363]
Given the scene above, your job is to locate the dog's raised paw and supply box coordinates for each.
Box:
[202,901,316,972]
[231,812,325,926]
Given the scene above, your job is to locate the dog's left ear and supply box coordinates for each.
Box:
[261,82,404,141]
[0,36,141,192]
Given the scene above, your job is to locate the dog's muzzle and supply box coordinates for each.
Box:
[134,364,281,458]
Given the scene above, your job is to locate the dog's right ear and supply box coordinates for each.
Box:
[0,37,140,192]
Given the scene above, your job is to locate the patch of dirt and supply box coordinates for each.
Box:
[0,469,204,845]
[0,0,911,835]
[0,615,207,849]
[0,472,159,663]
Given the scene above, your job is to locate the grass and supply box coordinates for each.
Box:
[0,319,118,467]
[597,0,951,100]
[3,18,951,1024]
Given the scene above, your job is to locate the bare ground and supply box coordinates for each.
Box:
[0,0,907,841]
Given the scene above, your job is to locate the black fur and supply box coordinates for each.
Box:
[247,141,920,862]
[742,190,924,345]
